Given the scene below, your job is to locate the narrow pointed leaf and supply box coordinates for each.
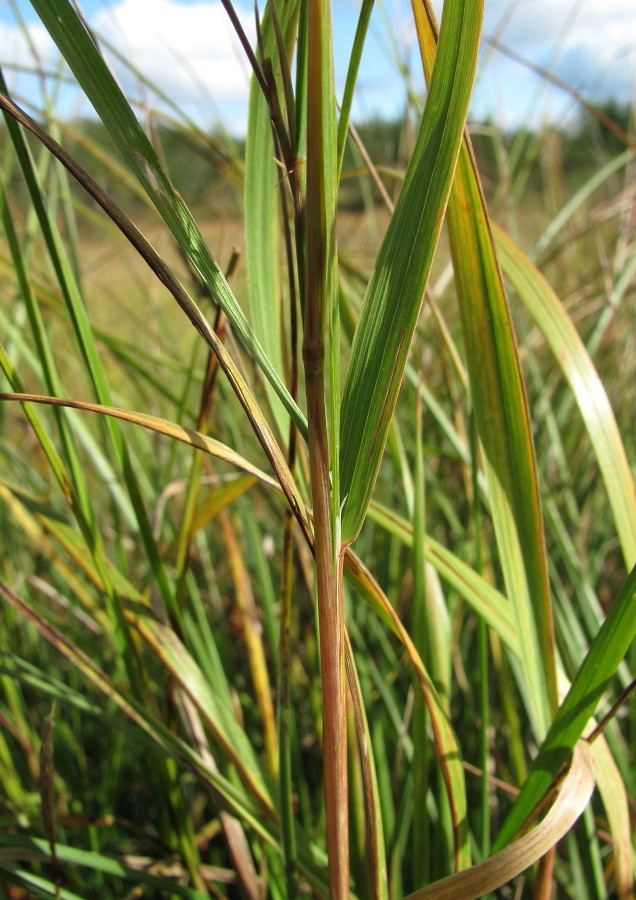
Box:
[412,1,555,736]
[406,741,594,899]
[340,0,484,543]
[125,608,274,813]
[0,392,282,494]
[366,503,518,653]
[245,0,298,436]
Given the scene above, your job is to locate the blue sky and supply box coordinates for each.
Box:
[1,0,634,134]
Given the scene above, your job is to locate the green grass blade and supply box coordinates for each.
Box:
[345,543,470,871]
[495,225,636,569]
[492,562,636,852]
[413,3,556,736]
[345,634,389,900]
[26,0,305,433]
[0,833,209,898]
[245,0,298,438]
[0,579,276,840]
[366,502,518,653]
[0,861,85,900]
[339,0,484,543]
[0,392,283,496]
[336,0,375,175]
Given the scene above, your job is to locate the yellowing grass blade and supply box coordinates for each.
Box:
[494,225,636,569]
[0,392,281,495]
[0,580,277,842]
[344,546,470,870]
[590,738,634,899]
[366,503,518,654]
[339,0,484,544]
[412,1,555,737]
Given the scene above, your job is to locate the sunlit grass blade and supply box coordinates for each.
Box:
[532,150,633,260]
[404,741,595,900]
[492,562,636,852]
[590,737,634,898]
[0,97,313,536]
[412,1,556,737]
[339,0,485,544]
[336,0,375,174]
[494,225,636,569]
[0,392,283,495]
[0,579,277,841]
[365,504,518,653]
[23,0,305,432]
[218,511,278,775]
[345,633,389,900]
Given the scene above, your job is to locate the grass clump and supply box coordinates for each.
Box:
[0,1,634,897]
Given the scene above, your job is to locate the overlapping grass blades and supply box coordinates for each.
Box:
[339,0,484,544]
[412,0,555,739]
[28,0,306,433]
[0,0,633,895]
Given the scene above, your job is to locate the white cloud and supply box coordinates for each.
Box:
[0,18,58,94]
[92,0,255,119]
[0,0,633,131]
[483,0,635,93]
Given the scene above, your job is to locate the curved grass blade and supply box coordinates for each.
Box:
[339,0,485,543]
[343,547,470,870]
[0,833,209,899]
[492,562,636,852]
[345,632,388,900]
[533,150,633,261]
[405,741,594,899]
[0,861,85,900]
[125,607,274,813]
[0,392,283,495]
[494,225,636,569]
[0,579,277,841]
[365,503,518,653]
[21,0,306,433]
[590,737,634,898]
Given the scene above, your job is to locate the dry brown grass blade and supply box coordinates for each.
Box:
[405,741,595,899]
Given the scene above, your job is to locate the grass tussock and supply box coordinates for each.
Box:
[0,1,634,897]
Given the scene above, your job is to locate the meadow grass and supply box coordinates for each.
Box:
[0,1,634,897]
